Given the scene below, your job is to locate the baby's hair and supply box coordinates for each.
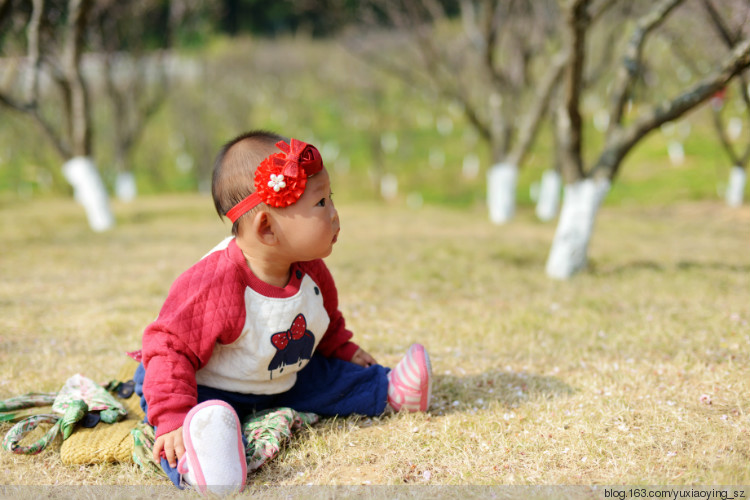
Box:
[212,130,286,235]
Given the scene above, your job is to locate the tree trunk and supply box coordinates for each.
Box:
[487,162,518,224]
[115,171,137,202]
[495,52,567,225]
[545,0,750,279]
[63,0,92,158]
[62,157,115,232]
[545,177,611,279]
[535,169,562,221]
[536,111,564,221]
[112,130,137,201]
[726,166,746,207]
[61,0,114,231]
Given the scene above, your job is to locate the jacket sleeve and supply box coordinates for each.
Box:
[141,260,246,437]
[306,260,360,361]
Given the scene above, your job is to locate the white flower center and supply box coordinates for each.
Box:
[268,174,286,192]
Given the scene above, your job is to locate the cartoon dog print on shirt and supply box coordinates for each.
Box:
[268,314,316,378]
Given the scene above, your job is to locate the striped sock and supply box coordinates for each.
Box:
[387,343,432,412]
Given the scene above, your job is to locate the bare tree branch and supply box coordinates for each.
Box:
[460,0,515,93]
[741,75,750,166]
[0,0,13,27]
[421,0,446,20]
[1,0,179,178]
[701,0,750,167]
[661,29,702,75]
[360,0,561,167]
[559,0,591,180]
[0,91,28,113]
[702,0,739,45]
[459,0,483,49]
[405,1,499,146]
[25,0,43,105]
[90,1,177,177]
[607,0,684,133]
[63,0,93,156]
[583,22,618,87]
[589,0,618,22]
[0,0,72,158]
[0,92,71,157]
[711,103,742,166]
[664,15,746,168]
[595,36,750,178]
[507,51,567,167]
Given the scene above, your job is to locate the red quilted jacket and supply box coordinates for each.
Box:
[141,238,359,437]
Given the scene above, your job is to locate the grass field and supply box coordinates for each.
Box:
[0,195,749,496]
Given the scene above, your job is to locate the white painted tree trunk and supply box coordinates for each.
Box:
[725,166,746,207]
[62,157,115,232]
[115,171,137,202]
[535,169,562,222]
[545,178,611,279]
[380,173,398,201]
[487,162,518,224]
[667,141,685,166]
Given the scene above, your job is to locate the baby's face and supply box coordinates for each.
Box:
[273,168,340,262]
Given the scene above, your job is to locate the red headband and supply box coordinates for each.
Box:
[226,138,323,223]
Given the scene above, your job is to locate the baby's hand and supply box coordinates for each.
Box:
[351,348,377,367]
[153,426,185,468]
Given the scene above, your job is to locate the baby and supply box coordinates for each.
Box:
[133,130,432,495]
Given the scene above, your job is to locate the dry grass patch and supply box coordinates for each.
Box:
[1,195,749,489]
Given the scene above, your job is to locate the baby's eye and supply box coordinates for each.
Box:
[317,198,327,207]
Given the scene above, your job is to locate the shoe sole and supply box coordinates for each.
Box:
[180,400,246,494]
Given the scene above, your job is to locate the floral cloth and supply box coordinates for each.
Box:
[2,414,62,455]
[0,392,56,415]
[1,374,126,455]
[244,408,319,470]
[52,374,126,425]
[131,407,319,478]
[2,373,319,476]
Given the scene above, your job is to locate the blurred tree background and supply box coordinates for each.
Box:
[0,1,748,234]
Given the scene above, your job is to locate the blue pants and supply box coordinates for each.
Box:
[133,353,389,486]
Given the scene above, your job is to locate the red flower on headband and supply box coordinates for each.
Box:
[253,139,323,208]
[225,138,324,222]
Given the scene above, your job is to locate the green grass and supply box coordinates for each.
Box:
[1,195,749,492]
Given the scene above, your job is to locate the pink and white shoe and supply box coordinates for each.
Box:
[387,343,432,412]
[177,400,247,496]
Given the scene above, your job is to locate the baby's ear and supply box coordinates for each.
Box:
[252,210,277,245]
